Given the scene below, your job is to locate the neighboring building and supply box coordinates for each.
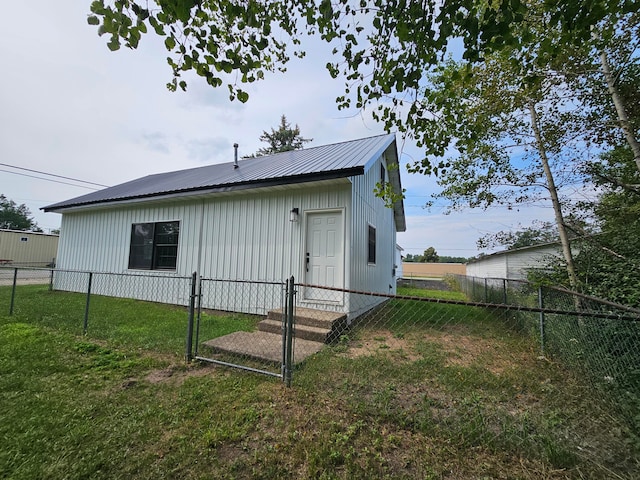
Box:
[466,242,573,280]
[395,244,404,280]
[0,229,59,266]
[43,133,406,318]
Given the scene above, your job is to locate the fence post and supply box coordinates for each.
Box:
[281,280,289,379]
[83,272,93,334]
[194,275,203,358]
[484,278,488,303]
[185,272,197,362]
[284,276,295,387]
[9,268,18,315]
[502,279,507,304]
[538,286,546,357]
[49,268,54,292]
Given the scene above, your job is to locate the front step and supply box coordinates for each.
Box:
[258,319,332,343]
[259,307,347,344]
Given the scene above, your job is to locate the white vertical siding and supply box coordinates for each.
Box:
[467,245,565,280]
[466,256,507,279]
[198,184,351,283]
[57,202,201,274]
[55,184,352,313]
[54,167,400,316]
[348,150,398,296]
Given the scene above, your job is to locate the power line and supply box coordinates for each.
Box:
[0,163,109,188]
[0,169,101,190]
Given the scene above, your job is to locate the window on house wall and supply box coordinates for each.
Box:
[380,163,386,185]
[368,225,376,264]
[128,221,180,270]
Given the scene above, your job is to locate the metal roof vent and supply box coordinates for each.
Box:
[233,143,239,169]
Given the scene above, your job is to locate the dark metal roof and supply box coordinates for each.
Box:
[43,133,405,230]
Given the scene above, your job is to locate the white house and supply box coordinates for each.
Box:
[466,242,575,280]
[43,134,406,318]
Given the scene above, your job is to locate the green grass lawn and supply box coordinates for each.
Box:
[1,285,638,479]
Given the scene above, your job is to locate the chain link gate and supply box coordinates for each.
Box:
[187,276,297,385]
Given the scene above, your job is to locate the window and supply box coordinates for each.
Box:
[380,164,386,184]
[128,221,179,270]
[367,225,376,264]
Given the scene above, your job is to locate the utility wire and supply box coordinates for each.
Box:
[0,169,101,190]
[0,163,109,188]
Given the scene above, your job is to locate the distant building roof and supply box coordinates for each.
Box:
[43,133,405,230]
[467,241,562,264]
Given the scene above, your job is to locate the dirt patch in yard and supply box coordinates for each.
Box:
[144,363,214,386]
[343,328,525,375]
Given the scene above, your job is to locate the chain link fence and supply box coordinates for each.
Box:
[2,266,638,475]
[452,274,640,400]
[193,277,289,378]
[290,277,639,477]
[1,266,195,355]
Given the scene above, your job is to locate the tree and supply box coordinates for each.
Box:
[404,248,440,262]
[415,39,587,289]
[254,115,311,156]
[403,253,418,262]
[86,1,635,173]
[438,255,470,263]
[420,247,439,263]
[0,195,41,231]
[535,147,640,306]
[477,222,559,251]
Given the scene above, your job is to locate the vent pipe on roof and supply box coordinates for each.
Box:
[233,143,239,169]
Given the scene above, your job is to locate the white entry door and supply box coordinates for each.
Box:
[304,211,344,301]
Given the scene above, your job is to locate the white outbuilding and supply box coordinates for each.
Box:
[43,133,406,318]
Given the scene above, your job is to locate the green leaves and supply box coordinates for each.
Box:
[164,36,176,51]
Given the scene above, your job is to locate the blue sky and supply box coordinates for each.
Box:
[0,2,559,257]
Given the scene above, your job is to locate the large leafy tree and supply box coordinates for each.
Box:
[537,148,640,306]
[254,115,311,156]
[415,42,587,288]
[86,0,635,170]
[0,195,41,232]
[87,0,638,293]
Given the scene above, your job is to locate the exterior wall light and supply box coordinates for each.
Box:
[290,208,299,222]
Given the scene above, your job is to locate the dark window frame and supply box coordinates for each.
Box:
[380,163,386,185]
[367,224,376,264]
[128,221,180,271]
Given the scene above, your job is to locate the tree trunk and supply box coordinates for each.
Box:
[599,50,640,173]
[528,100,580,292]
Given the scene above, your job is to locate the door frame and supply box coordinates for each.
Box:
[301,208,346,304]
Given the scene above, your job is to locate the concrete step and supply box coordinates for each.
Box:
[258,319,332,343]
[201,331,324,365]
[267,307,347,329]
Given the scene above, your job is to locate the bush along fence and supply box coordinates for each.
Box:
[2,266,639,474]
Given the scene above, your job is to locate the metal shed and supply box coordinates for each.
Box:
[43,134,406,318]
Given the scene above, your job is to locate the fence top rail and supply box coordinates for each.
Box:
[453,273,640,316]
[548,284,640,315]
[0,265,192,281]
[297,282,640,323]
[200,277,285,287]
